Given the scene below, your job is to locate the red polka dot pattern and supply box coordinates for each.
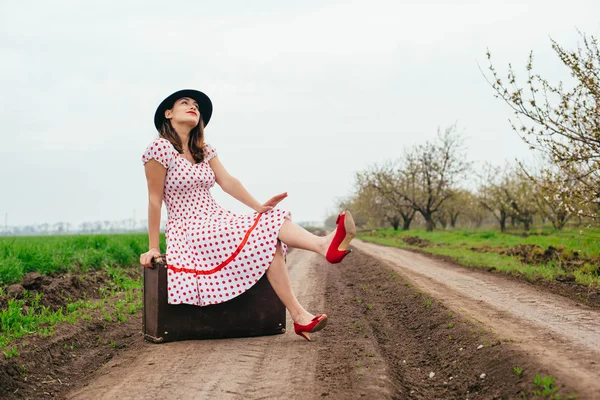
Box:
[142,138,290,306]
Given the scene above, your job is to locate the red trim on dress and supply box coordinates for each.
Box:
[167,213,264,276]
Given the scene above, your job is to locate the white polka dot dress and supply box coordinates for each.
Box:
[142,138,291,306]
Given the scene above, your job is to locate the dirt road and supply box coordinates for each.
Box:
[66,250,393,400]
[61,241,600,399]
[353,239,600,397]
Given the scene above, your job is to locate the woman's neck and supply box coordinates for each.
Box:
[170,121,191,147]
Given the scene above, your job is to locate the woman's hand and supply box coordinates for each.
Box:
[256,192,288,213]
[140,248,162,268]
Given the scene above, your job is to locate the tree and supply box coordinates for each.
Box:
[404,125,470,231]
[53,222,65,234]
[360,184,416,230]
[79,222,92,233]
[94,220,103,233]
[460,191,488,228]
[505,169,537,231]
[521,162,575,230]
[437,189,472,229]
[355,162,417,231]
[39,223,49,235]
[363,125,470,231]
[477,163,513,232]
[334,195,372,229]
[485,31,600,220]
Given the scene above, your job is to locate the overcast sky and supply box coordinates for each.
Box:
[1,0,599,228]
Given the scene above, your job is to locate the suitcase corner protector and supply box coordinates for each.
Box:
[144,334,165,343]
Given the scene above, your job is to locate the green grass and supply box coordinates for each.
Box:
[0,233,150,351]
[3,345,19,359]
[358,227,600,286]
[531,374,577,399]
[0,233,165,285]
[362,227,600,257]
[0,278,143,351]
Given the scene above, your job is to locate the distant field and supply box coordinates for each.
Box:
[358,227,600,286]
[0,233,164,285]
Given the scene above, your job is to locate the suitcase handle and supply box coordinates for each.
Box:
[149,254,167,269]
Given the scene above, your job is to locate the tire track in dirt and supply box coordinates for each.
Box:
[315,246,559,399]
[353,239,600,398]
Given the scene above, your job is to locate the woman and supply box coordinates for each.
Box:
[139,89,355,341]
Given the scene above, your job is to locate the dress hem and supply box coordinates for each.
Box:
[166,210,291,307]
[166,213,263,276]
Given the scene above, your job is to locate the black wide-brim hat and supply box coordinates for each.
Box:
[154,89,213,131]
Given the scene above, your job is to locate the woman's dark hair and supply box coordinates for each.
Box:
[158,113,206,164]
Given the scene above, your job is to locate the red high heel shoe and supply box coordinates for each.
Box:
[294,314,328,341]
[326,211,356,264]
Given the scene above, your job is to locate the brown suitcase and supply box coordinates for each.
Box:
[142,255,286,343]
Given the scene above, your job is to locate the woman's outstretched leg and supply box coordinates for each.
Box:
[277,219,331,256]
[277,211,355,261]
[266,242,315,326]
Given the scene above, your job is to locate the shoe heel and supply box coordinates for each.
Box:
[294,314,328,341]
[326,247,353,264]
[340,249,352,262]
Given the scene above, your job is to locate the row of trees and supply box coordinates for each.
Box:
[3,219,321,236]
[337,127,594,232]
[1,219,157,236]
[332,31,599,232]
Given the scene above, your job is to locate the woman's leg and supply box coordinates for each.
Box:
[266,242,315,325]
[277,219,332,256]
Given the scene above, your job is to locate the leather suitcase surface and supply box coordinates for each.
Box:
[143,255,286,343]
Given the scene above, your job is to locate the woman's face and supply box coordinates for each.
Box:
[165,97,200,127]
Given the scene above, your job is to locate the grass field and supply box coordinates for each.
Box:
[358,227,600,286]
[0,266,143,352]
[0,233,165,285]
[0,233,159,352]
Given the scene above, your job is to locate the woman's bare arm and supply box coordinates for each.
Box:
[144,160,167,251]
[208,156,262,211]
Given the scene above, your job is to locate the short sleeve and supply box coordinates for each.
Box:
[204,142,218,161]
[142,138,175,169]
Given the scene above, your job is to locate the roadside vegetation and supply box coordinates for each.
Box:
[359,227,600,286]
[0,233,161,355]
[0,233,164,285]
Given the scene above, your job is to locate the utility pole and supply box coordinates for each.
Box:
[4,212,7,235]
